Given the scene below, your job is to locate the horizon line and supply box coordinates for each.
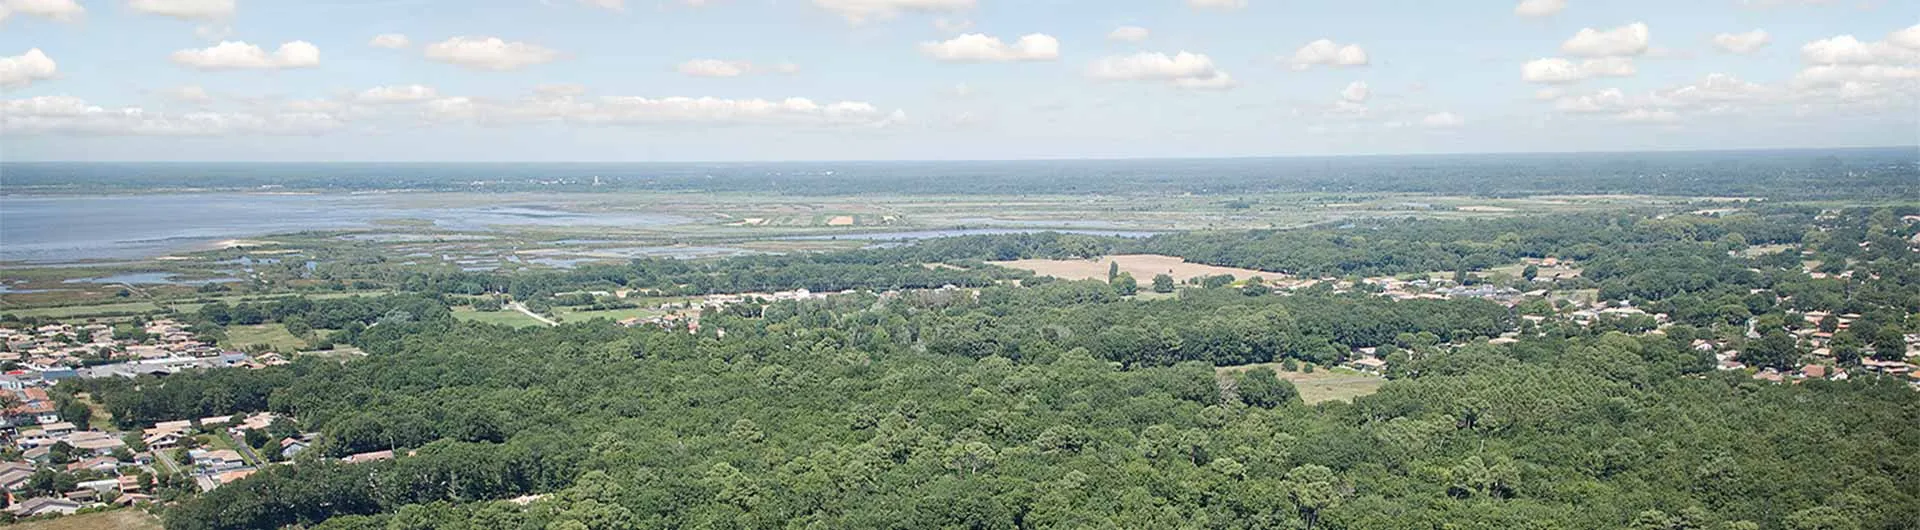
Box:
[5,145,1916,165]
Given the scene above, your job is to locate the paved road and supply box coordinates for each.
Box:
[509,302,560,327]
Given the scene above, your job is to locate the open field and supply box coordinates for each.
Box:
[0,301,164,319]
[992,254,1281,283]
[2,510,166,530]
[1216,363,1388,405]
[1482,261,1583,281]
[223,324,307,352]
[552,306,670,323]
[452,307,550,328]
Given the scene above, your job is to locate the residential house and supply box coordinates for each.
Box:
[280,435,314,459]
[0,461,35,491]
[65,431,126,456]
[191,449,247,472]
[39,422,76,437]
[66,456,120,474]
[143,431,184,451]
[342,449,394,464]
[214,468,257,485]
[7,497,83,517]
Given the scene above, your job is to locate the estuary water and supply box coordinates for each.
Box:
[0,193,690,264]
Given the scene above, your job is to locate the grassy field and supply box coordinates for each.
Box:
[452,307,549,328]
[0,301,165,319]
[552,306,669,323]
[3,509,165,530]
[222,324,307,352]
[1216,363,1388,405]
[991,254,1280,283]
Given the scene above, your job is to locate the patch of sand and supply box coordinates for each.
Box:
[827,216,856,226]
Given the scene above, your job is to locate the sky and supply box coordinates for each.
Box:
[1,0,1916,161]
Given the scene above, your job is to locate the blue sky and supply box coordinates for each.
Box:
[2,0,1915,161]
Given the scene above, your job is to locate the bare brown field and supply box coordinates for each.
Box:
[991,254,1281,283]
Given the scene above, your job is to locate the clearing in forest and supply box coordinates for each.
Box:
[990,254,1279,283]
[1215,363,1387,405]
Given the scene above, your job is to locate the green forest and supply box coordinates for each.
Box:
[45,205,1920,530]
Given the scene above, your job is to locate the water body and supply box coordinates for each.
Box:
[63,272,240,285]
[0,193,690,263]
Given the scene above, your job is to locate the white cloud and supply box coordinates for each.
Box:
[369,34,412,49]
[1891,24,1920,50]
[1420,112,1464,128]
[813,0,973,24]
[679,59,752,77]
[427,91,906,128]
[921,33,1060,62]
[170,41,319,71]
[1793,64,1920,86]
[1513,0,1565,17]
[0,48,58,88]
[3,0,85,22]
[1616,108,1677,123]
[1561,22,1650,57]
[674,59,797,77]
[1340,81,1369,103]
[424,37,559,71]
[356,84,438,104]
[1289,39,1368,70]
[1713,30,1771,54]
[578,0,624,10]
[1801,29,1920,65]
[127,0,235,20]
[1,95,344,136]
[1520,56,1636,84]
[1109,26,1150,42]
[1087,51,1234,90]
[1188,0,1245,10]
[1579,56,1636,77]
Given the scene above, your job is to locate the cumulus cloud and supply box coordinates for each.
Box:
[1188,0,1245,10]
[921,33,1060,62]
[1,95,344,136]
[1088,51,1233,89]
[127,0,235,20]
[1801,27,1920,65]
[1520,56,1636,84]
[1340,81,1369,103]
[1561,22,1650,57]
[3,0,85,22]
[425,91,906,128]
[679,59,752,77]
[356,84,438,104]
[1513,0,1566,17]
[0,48,58,88]
[814,0,973,24]
[1289,39,1368,70]
[1109,26,1150,42]
[1790,24,1920,100]
[369,34,412,49]
[424,37,559,71]
[1713,30,1771,54]
[1420,111,1463,128]
[1549,73,1775,122]
[170,41,319,70]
